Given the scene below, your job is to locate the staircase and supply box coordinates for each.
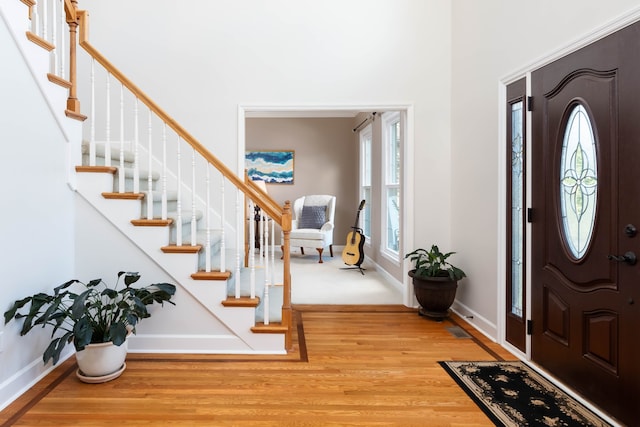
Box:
[2,0,293,354]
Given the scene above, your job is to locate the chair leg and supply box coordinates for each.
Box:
[316,248,324,263]
[329,244,334,257]
[300,247,305,255]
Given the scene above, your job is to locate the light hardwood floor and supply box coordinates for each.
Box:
[0,306,515,426]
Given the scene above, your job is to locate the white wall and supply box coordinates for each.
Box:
[80,0,454,254]
[0,16,76,409]
[450,1,640,338]
[78,0,640,343]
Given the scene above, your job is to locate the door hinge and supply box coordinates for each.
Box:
[527,319,533,335]
[527,208,533,223]
[527,96,533,111]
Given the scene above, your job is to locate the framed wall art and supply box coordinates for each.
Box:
[245,150,294,184]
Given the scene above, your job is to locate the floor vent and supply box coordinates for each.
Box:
[446,326,472,339]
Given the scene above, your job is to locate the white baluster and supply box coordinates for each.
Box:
[176,137,182,246]
[205,166,211,273]
[50,0,56,74]
[235,190,242,294]
[105,73,111,167]
[249,199,256,299]
[219,178,225,272]
[263,212,270,325]
[271,218,276,286]
[30,2,38,34]
[146,110,153,219]
[41,0,47,42]
[89,58,95,166]
[133,98,140,194]
[191,148,197,246]
[257,209,262,261]
[263,282,270,325]
[118,83,125,193]
[161,124,167,220]
[58,0,65,78]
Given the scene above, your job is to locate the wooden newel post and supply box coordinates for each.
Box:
[281,201,293,351]
[65,1,80,114]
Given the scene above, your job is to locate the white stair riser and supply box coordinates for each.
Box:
[140,198,179,216]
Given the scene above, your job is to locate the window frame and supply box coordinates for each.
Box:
[359,124,372,240]
[381,111,402,260]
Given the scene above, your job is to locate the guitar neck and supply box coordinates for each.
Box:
[348,200,366,244]
[350,212,361,244]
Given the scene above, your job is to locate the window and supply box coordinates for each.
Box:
[382,112,401,256]
[359,125,372,238]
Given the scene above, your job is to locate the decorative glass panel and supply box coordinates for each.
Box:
[511,101,524,317]
[560,104,598,259]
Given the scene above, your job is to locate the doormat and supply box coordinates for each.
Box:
[439,361,612,427]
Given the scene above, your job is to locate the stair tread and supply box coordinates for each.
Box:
[191,270,232,280]
[161,244,202,253]
[251,323,287,334]
[222,297,260,308]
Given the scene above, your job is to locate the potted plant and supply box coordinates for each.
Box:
[4,271,176,382]
[405,245,466,319]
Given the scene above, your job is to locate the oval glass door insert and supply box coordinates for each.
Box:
[560,104,598,259]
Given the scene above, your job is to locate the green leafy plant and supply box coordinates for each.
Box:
[4,272,176,365]
[405,245,467,281]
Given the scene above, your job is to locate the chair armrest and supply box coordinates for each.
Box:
[320,222,334,232]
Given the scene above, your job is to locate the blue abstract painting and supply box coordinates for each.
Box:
[245,151,294,184]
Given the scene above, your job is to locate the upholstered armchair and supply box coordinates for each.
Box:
[284,195,336,263]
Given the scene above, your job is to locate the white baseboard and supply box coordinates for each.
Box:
[0,349,74,412]
[128,334,286,354]
[450,300,498,342]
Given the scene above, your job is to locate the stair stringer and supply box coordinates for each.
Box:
[75,171,286,354]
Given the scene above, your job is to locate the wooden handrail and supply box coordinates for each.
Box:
[76,10,284,225]
[64,0,76,21]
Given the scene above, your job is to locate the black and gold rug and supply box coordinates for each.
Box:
[439,361,612,427]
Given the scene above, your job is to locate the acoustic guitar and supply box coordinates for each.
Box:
[342,200,366,266]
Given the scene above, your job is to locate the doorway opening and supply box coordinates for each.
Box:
[239,105,414,307]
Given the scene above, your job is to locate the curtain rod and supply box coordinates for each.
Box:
[352,112,377,133]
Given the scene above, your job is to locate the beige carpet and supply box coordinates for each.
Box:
[289,251,403,305]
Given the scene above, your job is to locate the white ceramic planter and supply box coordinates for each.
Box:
[75,339,128,383]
